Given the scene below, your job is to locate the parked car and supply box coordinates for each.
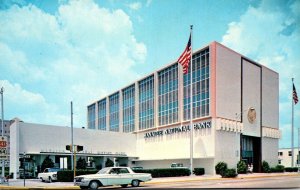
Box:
[37,168,61,183]
[74,167,152,189]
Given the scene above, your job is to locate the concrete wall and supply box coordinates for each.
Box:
[136,120,215,161]
[262,137,279,166]
[215,43,242,120]
[242,59,261,137]
[262,67,279,129]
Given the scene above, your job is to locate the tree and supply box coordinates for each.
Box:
[41,156,54,171]
[77,157,87,169]
[105,158,114,167]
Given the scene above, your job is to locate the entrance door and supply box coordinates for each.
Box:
[241,135,261,172]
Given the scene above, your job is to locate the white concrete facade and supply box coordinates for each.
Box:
[9,42,280,178]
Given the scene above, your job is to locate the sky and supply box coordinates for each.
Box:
[0,0,299,148]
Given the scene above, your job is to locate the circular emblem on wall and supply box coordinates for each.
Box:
[247,107,256,124]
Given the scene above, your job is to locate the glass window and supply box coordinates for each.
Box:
[139,75,154,130]
[123,85,135,132]
[288,151,292,156]
[183,48,209,120]
[158,64,179,126]
[88,104,96,129]
[109,93,119,132]
[98,99,106,130]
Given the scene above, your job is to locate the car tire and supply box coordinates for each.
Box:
[89,181,99,189]
[131,180,140,187]
[80,186,88,189]
[40,177,45,182]
[49,177,52,183]
[121,184,128,188]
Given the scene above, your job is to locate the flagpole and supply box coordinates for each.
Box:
[292,78,294,167]
[189,25,193,175]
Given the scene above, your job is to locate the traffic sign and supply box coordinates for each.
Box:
[0,136,7,148]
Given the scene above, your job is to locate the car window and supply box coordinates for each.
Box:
[44,169,48,173]
[97,168,110,174]
[109,168,119,174]
[119,168,129,174]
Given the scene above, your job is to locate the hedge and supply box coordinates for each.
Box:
[193,168,205,176]
[221,168,238,178]
[285,167,298,172]
[132,168,191,177]
[57,170,98,182]
[270,165,284,173]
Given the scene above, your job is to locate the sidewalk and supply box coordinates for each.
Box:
[147,172,300,184]
[0,172,299,189]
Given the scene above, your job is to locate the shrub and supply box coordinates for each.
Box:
[41,156,54,171]
[57,170,98,182]
[221,168,238,178]
[285,167,298,172]
[270,165,284,173]
[76,157,87,170]
[193,168,205,176]
[262,160,270,173]
[215,162,228,175]
[105,158,114,167]
[132,168,191,178]
[237,160,247,174]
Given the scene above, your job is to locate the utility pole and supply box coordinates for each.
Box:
[71,101,74,171]
[1,87,5,177]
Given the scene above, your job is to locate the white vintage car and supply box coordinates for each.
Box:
[37,168,61,183]
[74,167,152,189]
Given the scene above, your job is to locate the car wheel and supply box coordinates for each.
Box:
[49,177,52,183]
[89,181,99,189]
[121,184,128,188]
[40,177,45,182]
[131,180,140,187]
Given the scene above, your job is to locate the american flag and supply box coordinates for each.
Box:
[293,83,298,104]
[178,34,191,74]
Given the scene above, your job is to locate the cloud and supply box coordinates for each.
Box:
[146,0,152,7]
[0,0,147,127]
[221,0,300,148]
[127,2,142,10]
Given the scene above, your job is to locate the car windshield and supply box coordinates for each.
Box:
[97,167,110,174]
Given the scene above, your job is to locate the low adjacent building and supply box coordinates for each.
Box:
[278,147,300,167]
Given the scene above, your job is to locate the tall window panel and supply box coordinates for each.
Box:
[97,99,106,130]
[109,93,119,132]
[139,75,154,130]
[158,64,179,126]
[87,104,96,129]
[183,48,210,120]
[123,85,135,133]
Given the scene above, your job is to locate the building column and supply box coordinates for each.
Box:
[154,72,159,128]
[178,64,184,123]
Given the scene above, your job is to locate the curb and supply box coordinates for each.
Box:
[145,173,300,185]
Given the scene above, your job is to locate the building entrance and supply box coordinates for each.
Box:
[241,135,261,172]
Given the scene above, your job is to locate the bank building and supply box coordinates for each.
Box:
[9,41,280,178]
